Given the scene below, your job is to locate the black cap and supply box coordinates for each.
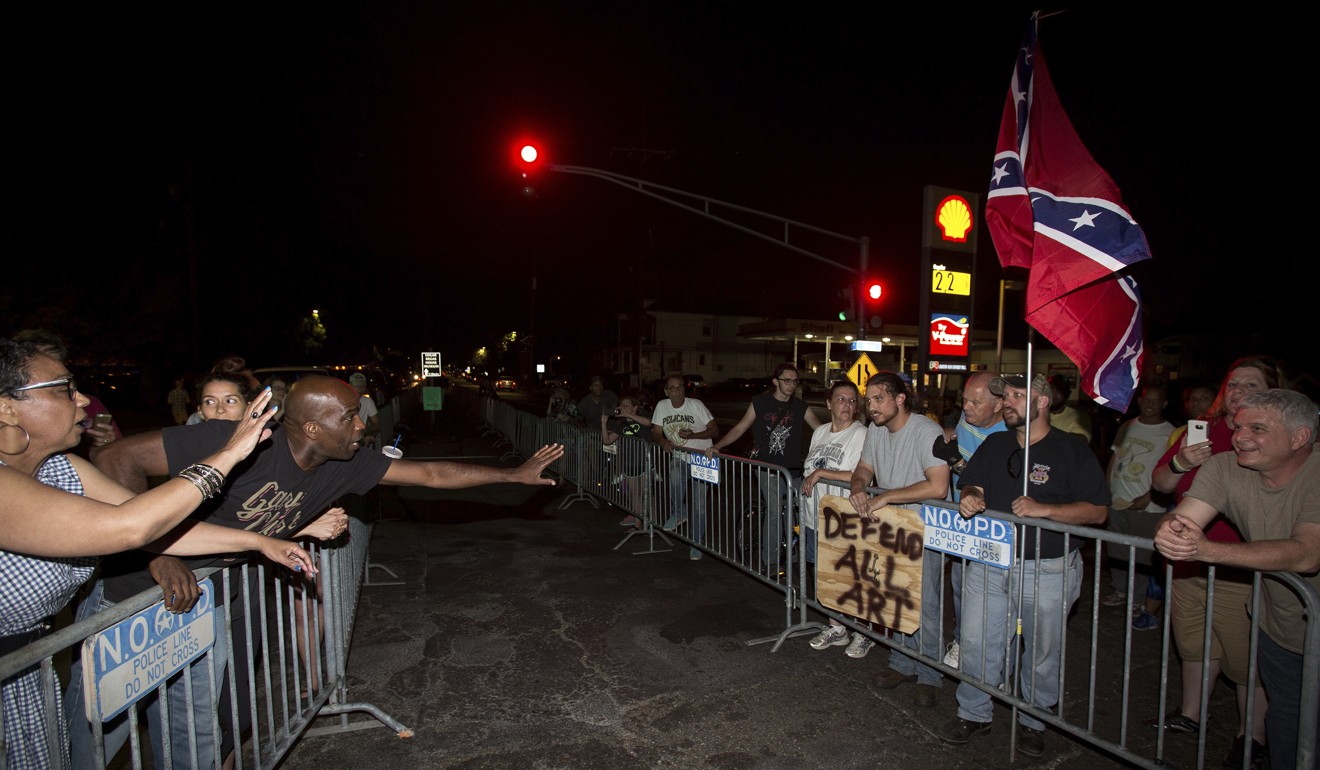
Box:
[988,373,1049,397]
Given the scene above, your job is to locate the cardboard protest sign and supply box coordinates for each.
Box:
[816,495,925,635]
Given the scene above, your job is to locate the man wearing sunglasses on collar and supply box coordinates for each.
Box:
[936,373,1108,758]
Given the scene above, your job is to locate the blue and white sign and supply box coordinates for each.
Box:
[921,504,1014,569]
[689,453,720,484]
[82,579,217,721]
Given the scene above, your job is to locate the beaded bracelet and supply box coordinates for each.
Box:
[178,463,226,500]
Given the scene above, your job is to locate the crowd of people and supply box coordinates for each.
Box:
[0,330,565,770]
[569,359,1316,768]
[7,341,1318,769]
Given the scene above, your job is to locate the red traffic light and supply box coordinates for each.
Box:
[866,282,883,301]
[520,145,538,164]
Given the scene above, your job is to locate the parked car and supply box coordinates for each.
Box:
[796,376,831,403]
[251,366,331,389]
[683,374,708,396]
[495,376,518,391]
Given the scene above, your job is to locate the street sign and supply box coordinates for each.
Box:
[689,453,720,484]
[845,353,878,390]
[421,385,444,411]
[83,579,216,721]
[920,504,1013,569]
[421,352,442,378]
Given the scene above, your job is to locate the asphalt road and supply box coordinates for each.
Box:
[278,395,1244,770]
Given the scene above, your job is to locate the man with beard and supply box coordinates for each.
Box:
[847,372,950,705]
[936,373,1108,758]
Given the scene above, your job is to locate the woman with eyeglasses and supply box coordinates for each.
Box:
[0,338,314,770]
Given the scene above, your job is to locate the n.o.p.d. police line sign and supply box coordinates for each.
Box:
[82,578,216,721]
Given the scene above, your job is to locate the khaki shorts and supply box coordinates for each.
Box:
[1170,575,1257,684]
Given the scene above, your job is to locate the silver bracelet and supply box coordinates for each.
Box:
[178,463,225,500]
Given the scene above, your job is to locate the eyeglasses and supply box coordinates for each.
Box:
[777,377,799,384]
[12,377,79,401]
[1007,447,1024,480]
[664,385,683,391]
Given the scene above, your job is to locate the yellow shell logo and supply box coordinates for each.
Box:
[936,196,973,242]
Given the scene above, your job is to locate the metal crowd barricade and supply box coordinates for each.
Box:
[0,516,409,770]
[435,394,1320,769]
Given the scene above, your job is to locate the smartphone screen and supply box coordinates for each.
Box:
[1186,419,1208,445]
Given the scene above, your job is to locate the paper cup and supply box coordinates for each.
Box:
[382,446,403,459]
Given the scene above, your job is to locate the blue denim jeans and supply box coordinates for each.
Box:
[950,558,963,637]
[664,454,706,546]
[885,548,945,686]
[759,468,802,571]
[65,580,225,770]
[955,549,1082,728]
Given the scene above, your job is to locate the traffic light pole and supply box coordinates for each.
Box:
[545,163,872,340]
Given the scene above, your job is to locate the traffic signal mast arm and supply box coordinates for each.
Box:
[540,161,874,339]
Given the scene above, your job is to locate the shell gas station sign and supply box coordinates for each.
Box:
[920,185,978,375]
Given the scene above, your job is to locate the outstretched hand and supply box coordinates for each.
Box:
[295,507,349,541]
[218,388,276,461]
[258,538,317,575]
[514,444,565,486]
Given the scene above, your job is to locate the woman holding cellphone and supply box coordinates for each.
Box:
[1148,356,1279,766]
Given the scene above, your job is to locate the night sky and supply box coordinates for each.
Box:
[4,6,1302,382]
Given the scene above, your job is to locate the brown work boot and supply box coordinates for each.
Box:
[871,668,917,690]
[915,684,939,708]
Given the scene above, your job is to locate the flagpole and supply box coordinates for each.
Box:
[1008,329,1036,754]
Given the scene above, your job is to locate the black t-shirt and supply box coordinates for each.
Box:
[606,416,655,476]
[750,392,809,474]
[958,428,1109,559]
[101,421,392,601]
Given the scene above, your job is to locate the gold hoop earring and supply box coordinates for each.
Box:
[0,423,31,456]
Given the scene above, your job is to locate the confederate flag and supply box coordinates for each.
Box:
[986,17,1153,412]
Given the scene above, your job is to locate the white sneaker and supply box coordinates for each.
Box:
[845,633,875,659]
[808,625,850,650]
[943,641,960,668]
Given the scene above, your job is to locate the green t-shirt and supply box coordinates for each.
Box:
[1186,450,1320,653]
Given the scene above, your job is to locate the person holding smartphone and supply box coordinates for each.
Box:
[1148,356,1280,767]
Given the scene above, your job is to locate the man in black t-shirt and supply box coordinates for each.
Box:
[935,373,1108,758]
[707,363,822,575]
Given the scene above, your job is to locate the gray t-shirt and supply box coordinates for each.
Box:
[859,413,946,492]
